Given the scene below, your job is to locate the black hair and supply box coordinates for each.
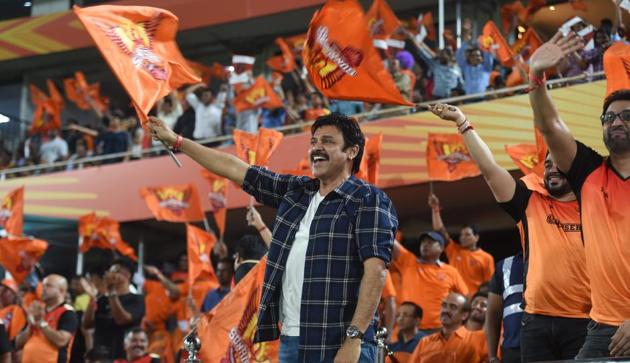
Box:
[235,235,268,260]
[124,326,147,342]
[110,257,135,276]
[471,290,489,302]
[311,113,365,174]
[602,90,630,115]
[461,224,479,236]
[400,301,423,320]
[476,281,491,296]
[218,257,235,271]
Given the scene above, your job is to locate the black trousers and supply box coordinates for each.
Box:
[575,319,619,359]
[520,312,589,362]
[502,346,521,363]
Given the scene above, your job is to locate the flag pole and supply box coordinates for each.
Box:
[159,139,182,168]
[429,180,434,195]
[136,235,145,294]
[76,236,84,276]
[202,215,211,232]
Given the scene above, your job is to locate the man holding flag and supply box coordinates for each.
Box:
[148,112,397,362]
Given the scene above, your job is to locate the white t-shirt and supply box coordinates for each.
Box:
[40,136,69,164]
[186,92,226,140]
[280,191,325,336]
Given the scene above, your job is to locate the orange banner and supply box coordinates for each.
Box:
[357,133,383,184]
[511,28,542,61]
[426,133,481,182]
[604,42,630,97]
[266,37,297,73]
[233,76,284,112]
[285,33,307,53]
[283,157,313,177]
[46,79,65,110]
[29,84,62,134]
[197,257,279,362]
[421,12,436,42]
[139,184,204,222]
[478,21,515,67]
[0,237,48,284]
[500,1,524,34]
[505,143,538,175]
[366,0,401,40]
[186,224,217,285]
[303,0,412,106]
[74,5,200,123]
[63,71,108,113]
[78,212,137,261]
[0,187,24,237]
[186,60,227,84]
[200,170,228,237]
[233,128,284,166]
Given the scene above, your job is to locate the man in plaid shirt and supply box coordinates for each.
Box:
[149,113,398,362]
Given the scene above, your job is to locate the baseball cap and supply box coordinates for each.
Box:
[0,279,18,294]
[419,231,446,247]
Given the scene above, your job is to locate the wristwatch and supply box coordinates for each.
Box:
[39,321,49,329]
[345,325,364,340]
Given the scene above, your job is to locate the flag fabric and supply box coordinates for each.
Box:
[519,0,546,23]
[419,12,436,42]
[233,128,284,166]
[46,79,64,110]
[604,42,630,97]
[233,76,284,112]
[426,133,481,182]
[511,28,542,61]
[533,127,547,177]
[570,0,588,12]
[266,37,296,73]
[78,212,137,260]
[74,5,200,124]
[283,158,313,177]
[0,187,24,237]
[139,184,205,222]
[197,256,279,363]
[303,0,413,106]
[505,128,546,176]
[29,84,62,134]
[0,237,48,284]
[186,224,217,285]
[366,0,401,40]
[500,1,525,34]
[200,170,228,237]
[357,133,383,185]
[186,60,226,84]
[478,21,515,67]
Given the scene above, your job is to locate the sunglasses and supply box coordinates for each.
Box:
[600,110,630,125]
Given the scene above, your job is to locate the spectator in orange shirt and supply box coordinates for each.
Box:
[465,291,488,332]
[380,272,397,343]
[409,292,487,363]
[429,193,494,295]
[392,232,469,332]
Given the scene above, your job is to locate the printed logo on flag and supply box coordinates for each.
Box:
[208,180,227,212]
[368,18,386,37]
[307,26,364,89]
[244,87,270,107]
[101,16,168,80]
[153,188,191,213]
[518,154,539,171]
[193,234,211,264]
[16,250,39,274]
[0,198,13,228]
[433,140,473,172]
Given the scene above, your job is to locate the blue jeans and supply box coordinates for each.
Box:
[279,335,377,363]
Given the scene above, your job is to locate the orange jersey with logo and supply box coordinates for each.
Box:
[409,327,487,363]
[392,246,469,329]
[143,280,173,331]
[500,173,590,318]
[445,242,495,294]
[565,142,630,325]
[22,304,78,363]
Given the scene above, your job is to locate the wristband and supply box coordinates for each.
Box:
[257,225,267,233]
[172,135,184,151]
[457,119,474,134]
[525,71,546,93]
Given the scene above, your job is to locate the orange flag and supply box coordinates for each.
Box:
[519,0,546,23]
[303,0,412,106]
[139,184,204,222]
[29,84,62,134]
[74,5,200,124]
[266,37,296,73]
[604,42,630,97]
[78,213,137,261]
[187,60,227,84]
[420,12,436,42]
[197,256,279,362]
[286,33,307,53]
[283,157,313,177]
[200,170,228,238]
[478,21,515,67]
[500,1,525,34]
[0,187,24,237]
[366,0,401,40]
[233,76,284,112]
[504,129,546,176]
[426,133,481,182]
[186,224,217,285]
[511,28,542,61]
[0,237,48,284]
[570,0,588,12]
[233,128,284,166]
[46,80,64,110]
[63,71,109,113]
[357,133,383,184]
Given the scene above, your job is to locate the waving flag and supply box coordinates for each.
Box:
[366,0,401,40]
[283,157,313,177]
[186,224,218,285]
[29,84,62,134]
[0,187,24,237]
[233,128,284,166]
[0,237,48,284]
[46,80,64,110]
[427,133,481,182]
[233,76,283,112]
[303,0,412,106]
[197,257,279,363]
[74,5,200,123]
[511,28,542,61]
[500,1,525,33]
[63,71,108,113]
[357,133,384,184]
[140,184,204,222]
[478,21,515,67]
[266,37,296,73]
[78,212,137,260]
[286,33,307,53]
[200,170,228,237]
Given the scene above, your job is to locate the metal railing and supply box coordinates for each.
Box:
[0,71,605,180]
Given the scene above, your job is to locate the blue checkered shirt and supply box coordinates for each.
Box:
[242,166,398,362]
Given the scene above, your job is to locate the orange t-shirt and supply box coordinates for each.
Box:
[382,272,396,299]
[409,327,487,363]
[500,173,591,318]
[392,247,469,329]
[22,304,76,363]
[444,242,495,294]
[0,304,26,340]
[143,280,174,331]
[565,142,630,325]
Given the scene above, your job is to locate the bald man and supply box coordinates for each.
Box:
[16,274,79,363]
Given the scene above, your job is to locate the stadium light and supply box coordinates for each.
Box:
[0,114,9,124]
[549,5,555,11]
[24,1,32,6]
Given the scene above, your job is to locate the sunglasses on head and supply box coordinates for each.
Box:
[600,110,630,125]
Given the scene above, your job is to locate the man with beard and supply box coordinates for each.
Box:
[528,32,630,359]
[428,103,590,362]
[409,292,487,363]
[114,327,160,363]
[465,292,488,332]
[16,274,79,363]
